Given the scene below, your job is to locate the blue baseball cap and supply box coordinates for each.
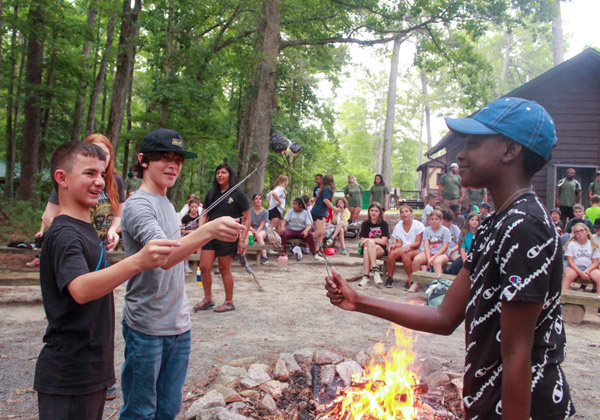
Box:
[444,97,557,161]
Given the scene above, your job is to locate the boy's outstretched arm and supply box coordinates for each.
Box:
[325,267,470,335]
[500,300,542,420]
[161,216,245,269]
[68,238,181,304]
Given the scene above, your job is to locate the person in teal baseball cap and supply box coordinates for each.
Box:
[324,97,575,420]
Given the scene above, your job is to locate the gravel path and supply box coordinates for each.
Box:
[1,251,598,419]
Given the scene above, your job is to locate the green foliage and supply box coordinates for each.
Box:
[0,199,44,243]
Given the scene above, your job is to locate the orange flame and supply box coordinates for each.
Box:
[333,327,419,420]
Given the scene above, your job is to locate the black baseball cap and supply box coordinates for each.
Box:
[139,128,197,159]
[594,218,600,229]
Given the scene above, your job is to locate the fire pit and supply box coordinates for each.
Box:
[184,328,464,420]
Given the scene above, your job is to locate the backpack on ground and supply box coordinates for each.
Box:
[426,278,453,306]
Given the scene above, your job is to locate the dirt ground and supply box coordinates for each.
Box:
[1,238,599,419]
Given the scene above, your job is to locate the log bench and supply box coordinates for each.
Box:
[410,271,600,324]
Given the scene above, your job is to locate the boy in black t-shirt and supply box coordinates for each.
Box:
[34,142,181,420]
[326,98,575,419]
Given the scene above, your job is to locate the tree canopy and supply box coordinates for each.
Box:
[0,0,566,204]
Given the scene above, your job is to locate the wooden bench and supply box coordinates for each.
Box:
[411,271,600,324]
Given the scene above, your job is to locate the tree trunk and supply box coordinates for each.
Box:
[551,0,564,65]
[106,0,141,150]
[71,2,97,141]
[381,38,401,186]
[122,59,134,176]
[40,28,58,173]
[500,32,512,86]
[20,1,46,201]
[420,69,432,151]
[86,9,117,136]
[160,0,174,127]
[4,4,20,199]
[0,0,4,90]
[237,0,281,195]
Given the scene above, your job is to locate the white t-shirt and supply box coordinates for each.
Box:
[565,239,600,268]
[422,204,433,225]
[268,186,286,212]
[391,219,425,247]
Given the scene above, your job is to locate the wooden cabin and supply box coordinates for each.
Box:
[416,156,446,200]
[424,48,600,209]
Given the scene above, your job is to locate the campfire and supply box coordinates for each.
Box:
[317,328,459,420]
[185,326,463,420]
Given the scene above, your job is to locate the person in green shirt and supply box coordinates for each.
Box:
[588,171,600,199]
[369,174,390,211]
[466,188,487,211]
[585,195,600,223]
[556,168,581,224]
[438,163,464,210]
[124,168,142,197]
[344,174,363,223]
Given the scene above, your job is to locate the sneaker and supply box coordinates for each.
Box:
[372,268,383,286]
[341,249,349,255]
[313,254,325,262]
[402,282,411,291]
[184,264,192,274]
[385,276,394,288]
[408,283,419,293]
[358,275,370,287]
[105,384,117,401]
[326,238,334,247]
[239,254,246,266]
[292,245,303,261]
[260,256,269,265]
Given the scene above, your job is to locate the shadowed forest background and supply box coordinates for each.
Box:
[0,0,578,211]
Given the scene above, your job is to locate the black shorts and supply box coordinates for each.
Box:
[38,388,107,420]
[202,239,239,257]
[311,214,326,221]
[268,207,282,220]
[559,205,574,220]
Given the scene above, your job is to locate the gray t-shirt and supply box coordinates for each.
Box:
[284,208,312,231]
[121,190,191,336]
[251,208,268,232]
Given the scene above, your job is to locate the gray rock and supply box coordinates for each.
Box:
[248,363,270,375]
[260,380,288,399]
[274,359,289,381]
[209,384,242,403]
[185,390,226,419]
[260,393,278,413]
[365,350,384,366]
[413,357,443,376]
[319,364,337,386]
[197,407,251,420]
[240,368,271,389]
[335,360,363,386]
[315,349,343,365]
[226,402,246,414]
[227,357,257,368]
[214,366,247,388]
[278,352,302,374]
[424,371,450,387]
[354,351,370,368]
[238,389,260,400]
[293,348,314,365]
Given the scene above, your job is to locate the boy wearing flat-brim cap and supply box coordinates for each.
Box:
[326,97,575,419]
[119,129,244,419]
